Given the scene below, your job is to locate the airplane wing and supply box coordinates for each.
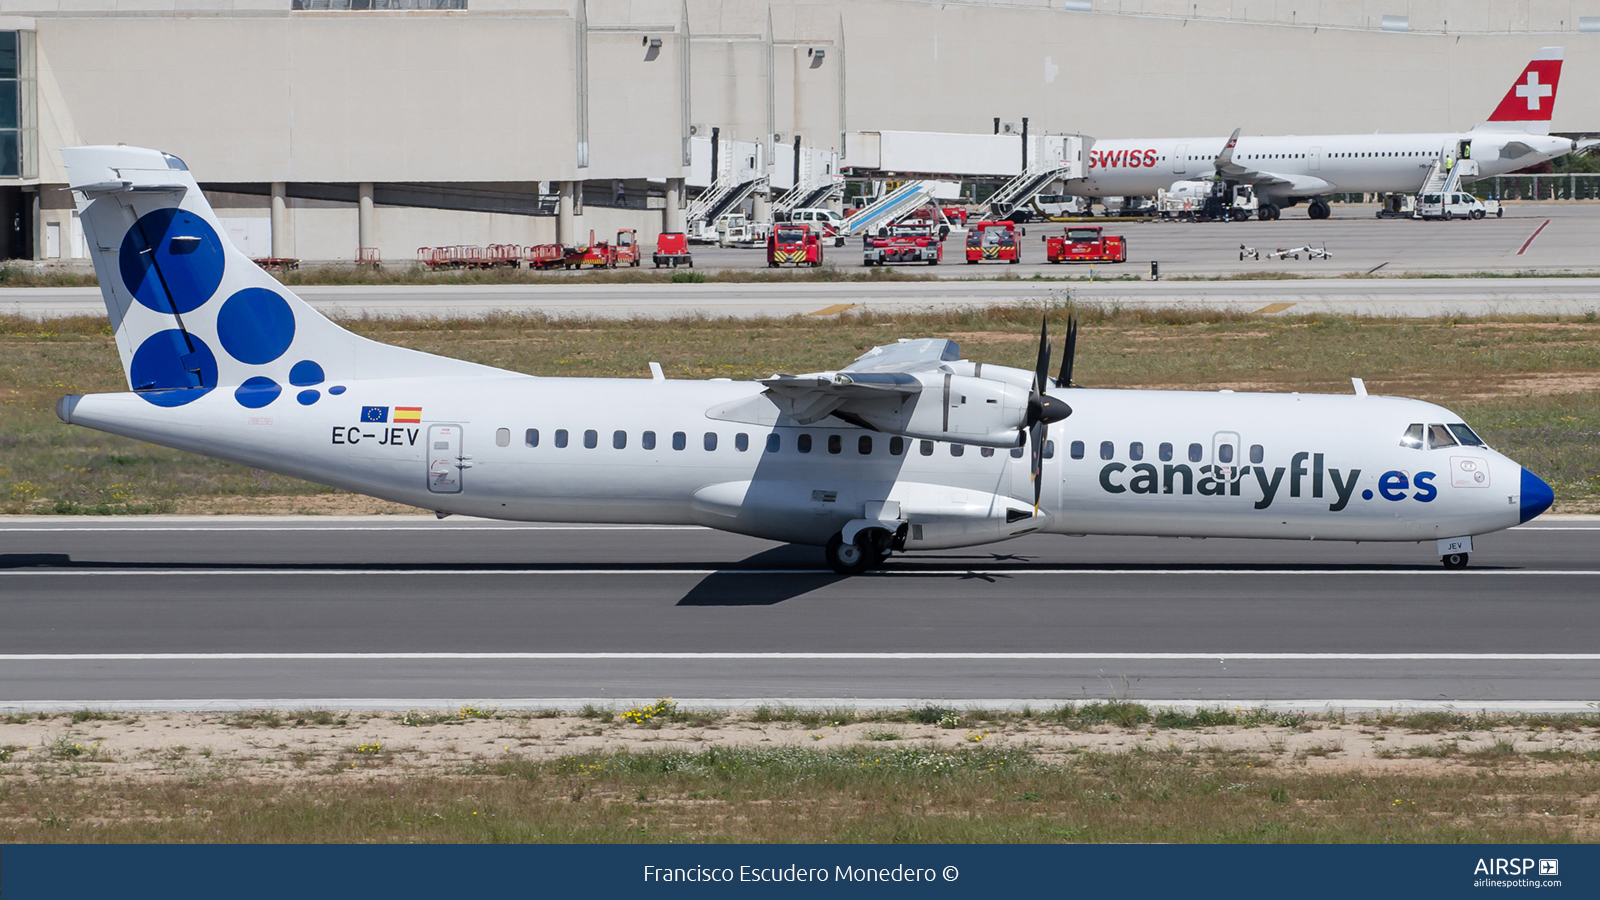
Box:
[761,339,958,424]
[1211,126,1340,194]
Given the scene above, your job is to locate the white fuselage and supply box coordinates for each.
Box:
[1070,131,1573,201]
[63,374,1530,549]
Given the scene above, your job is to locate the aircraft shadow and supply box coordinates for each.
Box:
[676,545,844,606]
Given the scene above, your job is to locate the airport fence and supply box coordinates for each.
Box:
[1331,174,1600,204]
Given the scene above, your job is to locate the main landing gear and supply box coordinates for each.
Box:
[824,532,888,575]
[1307,200,1331,220]
[1441,552,1470,570]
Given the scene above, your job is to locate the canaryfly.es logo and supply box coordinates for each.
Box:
[1096,452,1441,512]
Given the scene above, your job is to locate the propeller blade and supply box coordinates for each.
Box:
[1030,420,1046,511]
[1056,313,1078,388]
[1034,315,1052,393]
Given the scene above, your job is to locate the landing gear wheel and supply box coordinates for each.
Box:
[825,533,882,575]
[1308,201,1330,220]
[1442,552,1469,570]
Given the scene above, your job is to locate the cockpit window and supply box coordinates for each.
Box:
[1399,424,1424,449]
[1448,423,1486,447]
[1427,423,1458,449]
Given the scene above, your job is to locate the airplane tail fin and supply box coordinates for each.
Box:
[62,145,489,410]
[1478,47,1563,135]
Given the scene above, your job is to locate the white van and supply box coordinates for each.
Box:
[1415,192,1502,220]
[788,207,846,246]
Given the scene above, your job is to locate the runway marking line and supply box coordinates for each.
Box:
[1255,302,1296,314]
[3,652,1599,661]
[1517,219,1551,255]
[4,568,1598,577]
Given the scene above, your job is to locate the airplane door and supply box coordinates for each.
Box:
[1212,431,1240,483]
[1173,144,1188,174]
[1308,146,1321,171]
[427,424,464,494]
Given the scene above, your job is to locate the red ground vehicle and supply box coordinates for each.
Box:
[768,223,823,267]
[965,221,1022,264]
[653,232,692,268]
[863,221,942,266]
[570,230,618,269]
[613,229,641,267]
[1044,225,1128,263]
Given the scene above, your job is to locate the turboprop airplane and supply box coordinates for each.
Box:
[55,145,1554,574]
[1068,47,1582,220]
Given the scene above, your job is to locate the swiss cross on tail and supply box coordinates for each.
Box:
[1485,47,1563,133]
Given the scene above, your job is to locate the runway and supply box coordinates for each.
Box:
[2,516,1597,710]
[8,277,1600,321]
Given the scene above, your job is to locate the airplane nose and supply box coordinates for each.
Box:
[1520,467,1555,523]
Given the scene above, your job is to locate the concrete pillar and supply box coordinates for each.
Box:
[557,181,575,245]
[357,182,374,257]
[752,190,772,226]
[664,178,684,233]
[270,182,289,259]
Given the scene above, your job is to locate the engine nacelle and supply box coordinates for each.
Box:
[847,371,1030,448]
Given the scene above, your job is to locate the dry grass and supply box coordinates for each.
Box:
[3,705,1598,843]
[3,305,1598,513]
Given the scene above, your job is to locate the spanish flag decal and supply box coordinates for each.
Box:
[394,407,422,423]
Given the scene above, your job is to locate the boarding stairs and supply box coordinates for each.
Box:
[1416,154,1479,199]
[986,162,1074,220]
[774,150,843,217]
[839,180,939,236]
[687,176,767,239]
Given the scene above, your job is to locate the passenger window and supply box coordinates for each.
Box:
[919,440,934,456]
[766,433,780,452]
[1099,441,1114,460]
[704,432,718,451]
[980,447,994,458]
[1044,440,1055,459]
[828,434,842,454]
[1158,442,1172,462]
[1071,440,1085,460]
[495,428,510,448]
[672,431,686,451]
[890,436,905,456]
[1129,442,1144,461]
[798,434,812,453]
[613,430,626,449]
[584,429,598,449]
[736,433,749,452]
[1012,447,1026,459]
[950,444,964,457]
[1218,443,1234,464]
[1399,424,1423,449]
[555,429,569,448]
[525,428,539,448]
[1448,424,1486,447]
[1188,443,1202,463]
[1427,424,1457,450]
[858,436,872,455]
[1249,444,1263,464]
[642,431,656,450]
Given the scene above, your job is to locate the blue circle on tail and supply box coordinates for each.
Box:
[217,288,296,364]
[129,330,218,406]
[289,360,325,386]
[235,376,282,409]
[119,208,227,314]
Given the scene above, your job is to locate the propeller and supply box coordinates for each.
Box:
[1055,312,1078,389]
[1025,316,1074,512]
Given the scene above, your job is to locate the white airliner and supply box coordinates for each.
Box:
[1069,47,1579,220]
[55,145,1553,573]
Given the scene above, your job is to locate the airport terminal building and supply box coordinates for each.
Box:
[1,0,1594,262]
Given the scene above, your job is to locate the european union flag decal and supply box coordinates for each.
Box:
[361,406,389,423]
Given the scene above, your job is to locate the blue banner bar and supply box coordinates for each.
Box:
[1,844,1590,898]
